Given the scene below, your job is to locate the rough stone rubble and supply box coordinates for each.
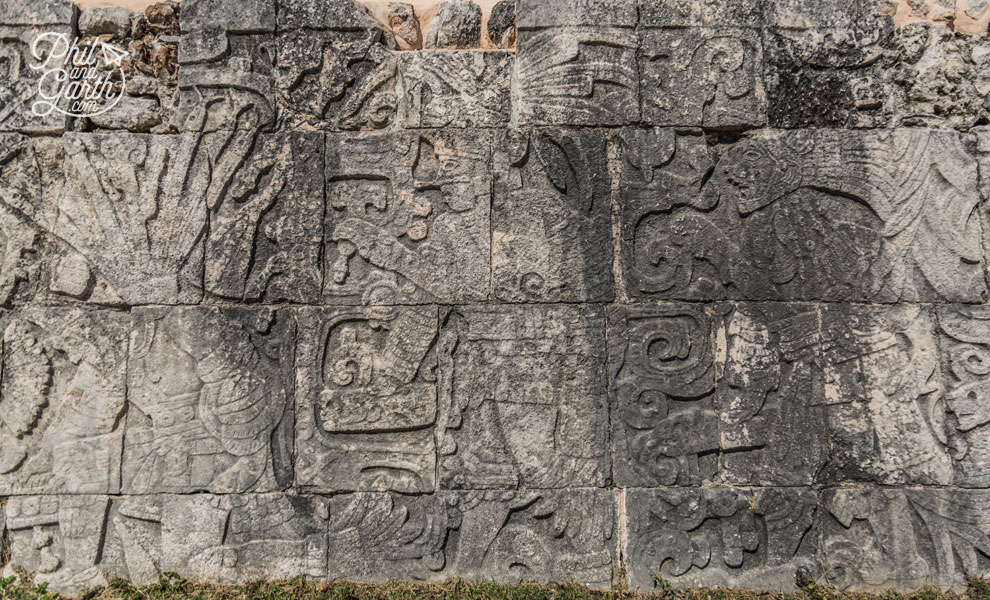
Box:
[1,0,990,595]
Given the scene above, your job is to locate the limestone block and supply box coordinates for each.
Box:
[0,25,72,133]
[619,128,986,302]
[0,308,127,494]
[639,27,766,128]
[517,0,637,28]
[715,303,826,486]
[78,7,131,36]
[398,51,510,128]
[0,0,73,25]
[52,133,207,304]
[0,134,61,305]
[516,27,639,126]
[977,127,990,201]
[822,488,990,591]
[607,304,718,487]
[278,0,380,30]
[204,131,324,303]
[386,3,423,50]
[178,0,275,131]
[324,130,491,305]
[487,0,515,48]
[276,28,397,130]
[424,0,482,49]
[295,306,439,494]
[122,307,295,494]
[625,487,819,591]
[936,305,990,487]
[821,304,952,485]
[637,0,762,27]
[438,305,609,489]
[493,128,613,302]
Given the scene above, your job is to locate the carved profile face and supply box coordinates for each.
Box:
[721,140,799,215]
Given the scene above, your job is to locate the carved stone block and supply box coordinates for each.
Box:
[639,28,766,128]
[178,0,275,131]
[276,28,397,130]
[278,0,380,31]
[0,0,74,25]
[205,131,324,303]
[398,51,510,128]
[161,494,329,583]
[715,302,826,486]
[625,487,819,590]
[0,25,72,134]
[822,304,952,485]
[516,27,639,126]
[637,0,762,27]
[0,134,61,305]
[607,304,717,487]
[0,308,127,494]
[448,489,617,588]
[438,305,609,489]
[936,305,990,487]
[123,307,294,494]
[295,306,439,494]
[324,130,491,305]
[822,488,990,591]
[620,128,986,302]
[493,129,613,302]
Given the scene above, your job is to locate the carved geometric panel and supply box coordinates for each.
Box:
[493,128,613,302]
[620,128,986,303]
[607,304,718,487]
[936,305,990,488]
[295,306,439,494]
[822,488,990,591]
[276,28,396,131]
[625,487,819,590]
[204,131,324,303]
[398,51,510,129]
[324,130,491,305]
[516,27,639,126]
[123,307,294,494]
[438,305,609,489]
[822,304,952,485]
[53,133,208,305]
[0,25,71,134]
[0,308,127,494]
[715,302,826,486]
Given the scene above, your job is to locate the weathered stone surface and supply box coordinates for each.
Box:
[639,28,766,128]
[936,305,990,487]
[398,51,510,128]
[178,0,275,131]
[87,97,164,132]
[0,134,61,305]
[386,3,422,50]
[637,0,761,27]
[0,0,73,25]
[278,0,381,31]
[516,27,639,126]
[822,488,990,591]
[78,7,131,36]
[123,307,294,494]
[295,306,439,494]
[715,303,826,486]
[625,487,818,590]
[620,128,986,302]
[493,129,613,302]
[0,25,71,134]
[52,133,207,304]
[487,0,515,48]
[0,308,127,494]
[424,0,482,49]
[517,0,637,28]
[438,305,609,489]
[978,127,990,201]
[276,28,396,130]
[608,304,718,487]
[821,304,952,485]
[324,130,491,305]
[205,131,324,303]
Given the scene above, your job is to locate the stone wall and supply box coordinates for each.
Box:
[1,0,990,595]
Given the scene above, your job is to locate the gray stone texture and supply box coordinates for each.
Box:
[493,129,613,302]
[5,0,990,595]
[0,25,72,134]
[324,130,491,305]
